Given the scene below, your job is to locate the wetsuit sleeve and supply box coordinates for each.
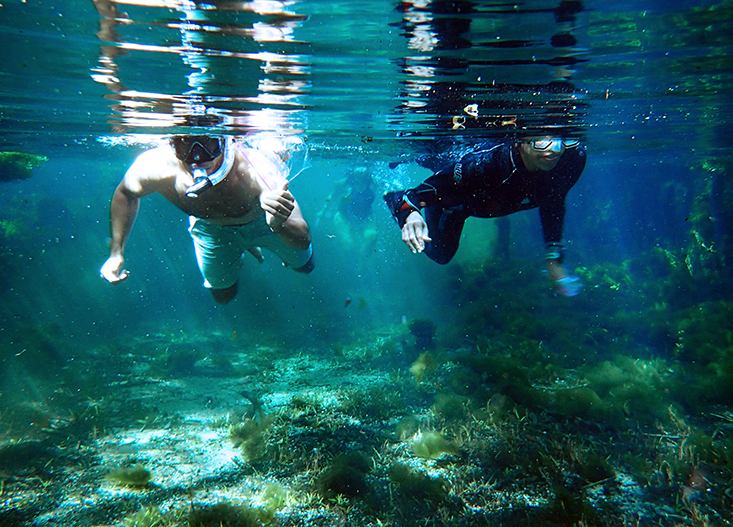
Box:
[404,146,496,210]
[404,169,454,210]
[539,200,566,246]
[388,144,503,227]
[538,148,586,254]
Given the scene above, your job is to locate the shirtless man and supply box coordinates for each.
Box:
[100,135,314,304]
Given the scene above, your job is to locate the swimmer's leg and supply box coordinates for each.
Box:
[247,246,265,263]
[211,282,238,304]
[292,253,315,274]
[423,205,467,265]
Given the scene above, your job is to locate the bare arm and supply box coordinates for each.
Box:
[260,179,311,250]
[110,183,140,256]
[100,151,161,283]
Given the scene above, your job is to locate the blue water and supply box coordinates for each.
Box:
[1,1,732,525]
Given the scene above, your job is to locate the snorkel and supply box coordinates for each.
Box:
[184,137,235,198]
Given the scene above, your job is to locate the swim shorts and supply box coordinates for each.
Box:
[188,215,313,289]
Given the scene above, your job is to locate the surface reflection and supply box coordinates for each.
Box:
[394,0,589,139]
[91,0,310,134]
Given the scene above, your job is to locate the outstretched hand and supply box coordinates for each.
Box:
[401,211,432,254]
[260,179,295,233]
[100,255,129,284]
[547,259,583,297]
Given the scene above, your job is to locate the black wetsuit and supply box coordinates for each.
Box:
[387,142,586,264]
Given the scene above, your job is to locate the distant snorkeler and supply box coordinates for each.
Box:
[384,133,586,297]
[100,132,314,304]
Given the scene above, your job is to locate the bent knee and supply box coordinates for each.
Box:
[211,283,238,304]
[293,254,315,274]
[425,246,455,265]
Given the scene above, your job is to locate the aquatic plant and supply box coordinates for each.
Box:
[409,351,436,384]
[388,463,449,504]
[432,393,468,423]
[687,428,733,471]
[122,506,167,527]
[187,502,267,527]
[575,450,615,484]
[670,301,733,407]
[229,413,274,461]
[408,318,437,350]
[343,385,406,421]
[257,483,289,520]
[0,219,21,239]
[550,386,607,422]
[0,151,48,182]
[316,452,371,499]
[539,483,599,526]
[486,392,515,425]
[106,465,152,487]
[395,415,421,440]
[411,430,457,459]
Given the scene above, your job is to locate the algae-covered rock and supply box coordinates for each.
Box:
[0,151,48,182]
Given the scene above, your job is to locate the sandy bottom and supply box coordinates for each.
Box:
[1,332,731,526]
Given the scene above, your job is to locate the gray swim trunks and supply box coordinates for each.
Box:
[188,215,313,289]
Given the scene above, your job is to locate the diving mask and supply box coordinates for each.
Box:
[527,138,580,151]
[172,135,224,165]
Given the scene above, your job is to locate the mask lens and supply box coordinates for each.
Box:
[562,139,580,148]
[530,139,553,151]
[171,136,222,164]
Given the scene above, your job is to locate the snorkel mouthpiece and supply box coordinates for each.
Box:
[183,137,235,198]
[185,168,212,198]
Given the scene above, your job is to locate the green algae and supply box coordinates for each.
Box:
[316,452,371,499]
[0,151,48,182]
[388,463,450,504]
[106,465,152,487]
[411,430,457,459]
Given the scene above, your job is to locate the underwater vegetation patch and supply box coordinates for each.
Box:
[388,463,450,505]
[229,392,274,461]
[316,451,372,499]
[409,351,436,384]
[342,385,406,421]
[0,151,48,182]
[121,506,167,527]
[187,501,274,527]
[106,465,153,487]
[410,430,458,460]
[670,301,733,407]
[188,486,287,527]
[408,318,437,350]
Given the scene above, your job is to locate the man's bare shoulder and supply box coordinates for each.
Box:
[237,146,286,188]
[123,146,179,195]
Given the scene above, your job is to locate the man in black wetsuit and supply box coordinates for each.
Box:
[384,135,585,297]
